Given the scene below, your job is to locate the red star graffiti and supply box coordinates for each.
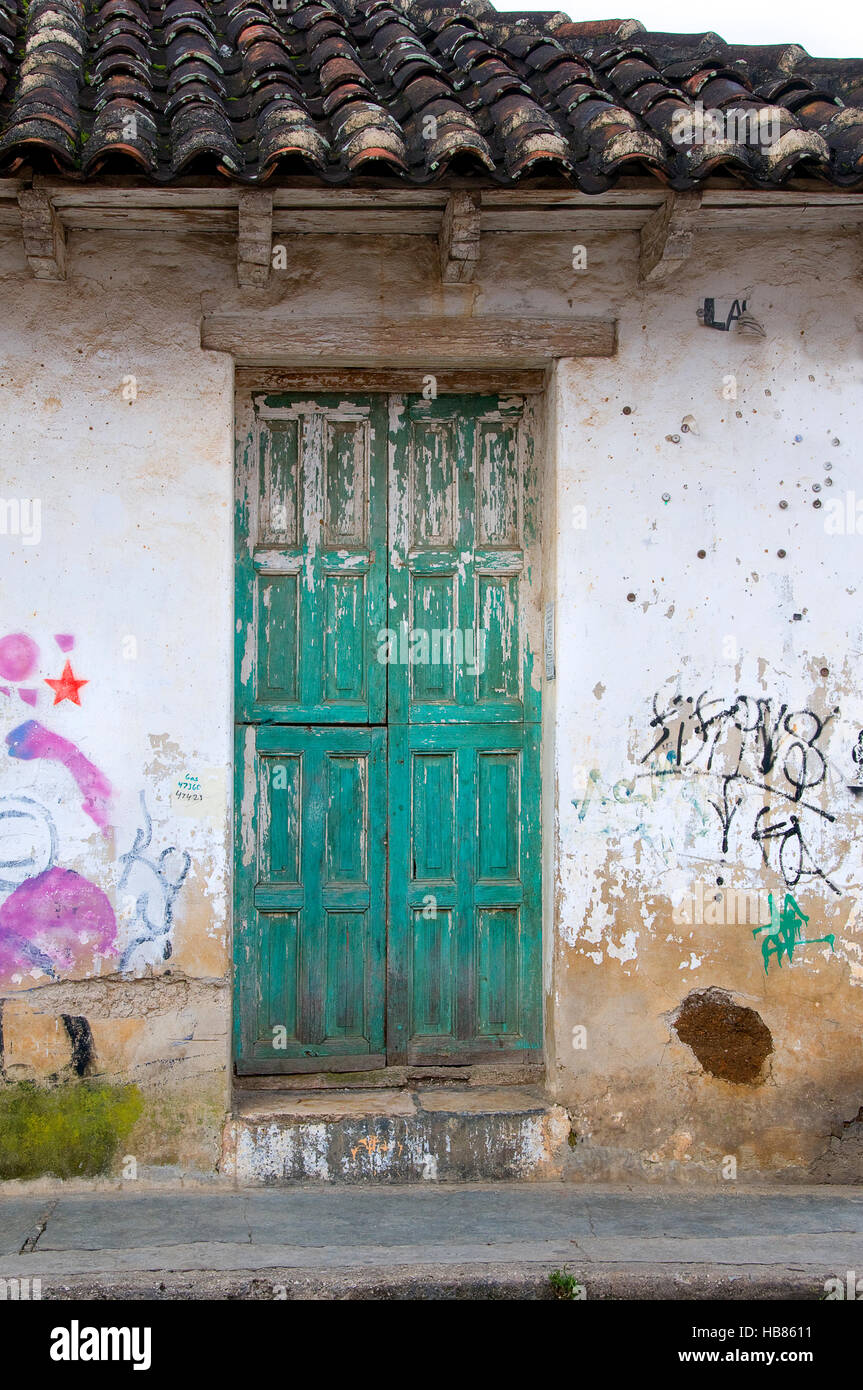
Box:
[45,661,88,706]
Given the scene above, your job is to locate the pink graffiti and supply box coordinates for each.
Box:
[54,634,75,652]
[18,689,37,706]
[0,866,116,976]
[0,633,38,682]
[5,720,112,834]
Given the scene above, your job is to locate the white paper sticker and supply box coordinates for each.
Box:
[544,602,555,681]
[171,768,226,820]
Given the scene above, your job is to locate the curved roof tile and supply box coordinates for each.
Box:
[0,1,858,184]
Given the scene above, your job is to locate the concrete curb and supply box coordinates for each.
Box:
[32,1263,832,1301]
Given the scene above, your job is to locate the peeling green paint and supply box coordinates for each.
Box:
[235,391,543,1071]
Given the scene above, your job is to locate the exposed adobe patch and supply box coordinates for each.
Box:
[673,987,773,1084]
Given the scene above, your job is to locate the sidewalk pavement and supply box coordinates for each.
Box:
[1,1183,861,1299]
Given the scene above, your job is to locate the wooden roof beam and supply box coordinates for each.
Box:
[639,190,702,284]
[237,189,273,288]
[439,191,481,283]
[18,187,66,280]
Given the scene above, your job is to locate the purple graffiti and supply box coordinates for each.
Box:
[0,866,116,977]
[18,689,37,706]
[0,633,38,682]
[5,720,112,834]
[54,634,75,652]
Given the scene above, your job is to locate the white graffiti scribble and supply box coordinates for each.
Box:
[118,791,190,971]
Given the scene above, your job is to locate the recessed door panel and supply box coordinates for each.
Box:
[234,724,386,1071]
[236,395,387,724]
[388,395,541,727]
[388,722,541,1063]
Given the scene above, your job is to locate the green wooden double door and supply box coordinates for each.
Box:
[234,391,542,1072]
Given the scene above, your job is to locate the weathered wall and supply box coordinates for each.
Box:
[0,217,860,1180]
[550,229,863,1181]
[0,228,234,1173]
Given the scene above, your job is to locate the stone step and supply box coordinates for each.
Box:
[221,1087,571,1184]
[811,1106,863,1181]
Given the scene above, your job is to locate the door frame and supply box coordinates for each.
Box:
[232,369,552,1078]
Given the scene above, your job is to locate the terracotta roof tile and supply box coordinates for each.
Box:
[0,1,861,184]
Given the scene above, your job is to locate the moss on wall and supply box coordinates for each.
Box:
[0,1081,143,1179]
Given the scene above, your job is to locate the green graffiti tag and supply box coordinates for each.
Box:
[752,892,835,973]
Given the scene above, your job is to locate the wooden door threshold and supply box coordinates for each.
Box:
[236,1062,544,1091]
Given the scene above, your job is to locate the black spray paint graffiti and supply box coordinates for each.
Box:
[60,1014,94,1076]
[639,691,841,894]
[848,730,863,797]
[698,297,747,331]
[118,792,190,970]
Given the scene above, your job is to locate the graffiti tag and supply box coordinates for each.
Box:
[118,791,190,970]
[753,892,835,973]
[639,690,841,894]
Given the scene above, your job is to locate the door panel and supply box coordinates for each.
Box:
[387,395,541,726]
[234,724,387,1072]
[235,395,388,724]
[387,722,542,1063]
[386,394,542,1062]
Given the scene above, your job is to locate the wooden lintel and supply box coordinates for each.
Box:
[235,367,547,394]
[18,187,66,280]
[237,189,273,288]
[639,190,702,284]
[439,191,481,283]
[202,314,616,367]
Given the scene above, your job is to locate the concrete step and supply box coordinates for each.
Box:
[221,1087,571,1184]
